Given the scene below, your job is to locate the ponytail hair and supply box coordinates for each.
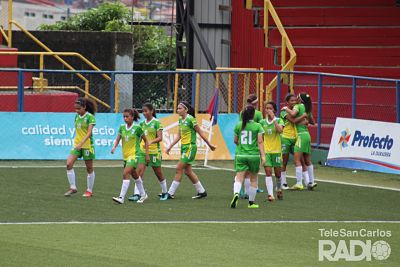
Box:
[179,101,195,118]
[143,102,157,118]
[241,105,255,130]
[75,97,97,115]
[123,108,140,122]
[247,94,258,105]
[299,93,312,113]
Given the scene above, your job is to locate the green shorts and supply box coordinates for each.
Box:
[281,137,296,154]
[235,155,260,174]
[294,132,311,154]
[265,153,282,167]
[136,152,162,167]
[70,147,95,160]
[180,144,197,165]
[124,156,138,168]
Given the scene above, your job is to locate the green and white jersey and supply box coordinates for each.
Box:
[140,118,163,154]
[239,109,263,123]
[179,114,197,145]
[234,120,264,156]
[260,117,285,153]
[74,112,96,149]
[118,123,143,160]
[294,103,309,133]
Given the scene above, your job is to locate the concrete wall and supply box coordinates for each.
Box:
[12,30,134,112]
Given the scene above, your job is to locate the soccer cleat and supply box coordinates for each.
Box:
[281,183,289,190]
[239,193,249,199]
[64,188,77,197]
[248,203,259,209]
[82,191,93,198]
[192,191,207,199]
[267,194,275,202]
[256,188,264,193]
[128,194,140,202]
[136,193,148,204]
[277,190,283,200]
[230,193,239,208]
[112,196,124,204]
[160,193,169,201]
[290,184,304,190]
[167,193,175,199]
[307,182,318,190]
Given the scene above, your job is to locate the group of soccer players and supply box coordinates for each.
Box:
[230,93,317,209]
[64,97,215,203]
[64,93,316,208]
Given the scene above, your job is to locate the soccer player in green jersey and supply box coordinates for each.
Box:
[129,103,169,201]
[111,108,150,204]
[65,98,97,198]
[260,101,285,201]
[280,94,298,189]
[231,105,266,209]
[239,94,264,197]
[165,101,216,199]
[284,93,317,190]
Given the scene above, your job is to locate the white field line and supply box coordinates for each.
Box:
[0,220,399,225]
[1,164,399,192]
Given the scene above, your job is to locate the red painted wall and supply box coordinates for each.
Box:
[0,93,78,112]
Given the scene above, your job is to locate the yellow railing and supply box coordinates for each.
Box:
[264,0,296,100]
[246,0,296,101]
[0,26,9,44]
[3,20,119,112]
[0,51,116,110]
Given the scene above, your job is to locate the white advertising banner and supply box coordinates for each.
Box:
[327,118,400,174]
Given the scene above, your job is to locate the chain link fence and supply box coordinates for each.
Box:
[0,68,399,146]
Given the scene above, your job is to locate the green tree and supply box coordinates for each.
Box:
[38,2,176,110]
[38,2,175,71]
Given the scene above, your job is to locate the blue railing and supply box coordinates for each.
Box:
[0,68,399,147]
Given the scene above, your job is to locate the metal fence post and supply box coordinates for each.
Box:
[191,72,197,107]
[317,74,323,147]
[233,73,238,113]
[352,78,357,119]
[109,72,115,113]
[276,72,281,116]
[397,81,400,123]
[17,70,25,112]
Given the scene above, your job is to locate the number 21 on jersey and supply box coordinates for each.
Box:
[240,130,252,145]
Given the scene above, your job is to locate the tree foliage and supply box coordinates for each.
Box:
[38,2,175,70]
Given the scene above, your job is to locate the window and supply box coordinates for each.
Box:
[43,14,48,18]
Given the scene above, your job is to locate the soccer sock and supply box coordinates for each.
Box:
[119,179,130,199]
[244,178,251,194]
[193,181,206,193]
[159,179,167,193]
[135,177,145,196]
[308,164,315,184]
[168,180,180,195]
[87,171,95,193]
[133,184,139,195]
[66,169,76,190]
[233,180,242,194]
[248,186,257,202]
[281,171,287,184]
[295,166,303,185]
[303,171,310,185]
[265,176,273,196]
[276,177,282,190]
